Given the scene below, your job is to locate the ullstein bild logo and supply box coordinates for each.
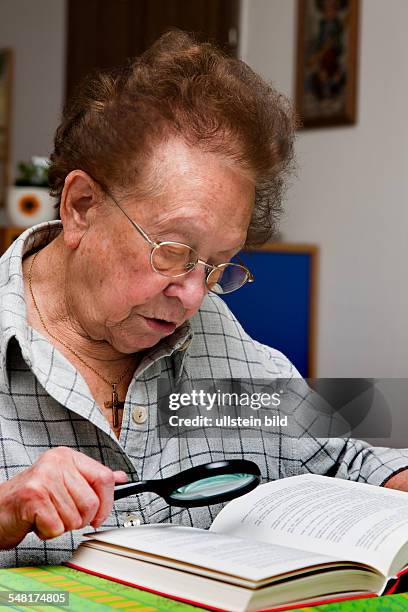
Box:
[167,413,288,428]
[157,378,399,440]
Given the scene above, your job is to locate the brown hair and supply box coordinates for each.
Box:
[49,30,296,246]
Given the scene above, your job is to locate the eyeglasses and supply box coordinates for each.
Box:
[104,189,254,295]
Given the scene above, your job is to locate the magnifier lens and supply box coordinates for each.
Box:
[170,473,256,501]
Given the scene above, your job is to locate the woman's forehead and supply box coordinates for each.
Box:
[138,138,255,208]
[152,142,251,197]
[141,185,252,243]
[151,212,248,250]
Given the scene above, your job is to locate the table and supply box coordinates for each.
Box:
[0,566,407,612]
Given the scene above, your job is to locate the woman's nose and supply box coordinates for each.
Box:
[163,266,208,312]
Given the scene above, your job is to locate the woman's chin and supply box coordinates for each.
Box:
[110,332,164,355]
[107,313,178,354]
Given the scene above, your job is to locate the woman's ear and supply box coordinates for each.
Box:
[60,170,100,248]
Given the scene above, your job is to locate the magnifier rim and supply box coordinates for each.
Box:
[162,459,261,507]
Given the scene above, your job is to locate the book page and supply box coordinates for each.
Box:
[210,474,408,576]
[89,524,337,583]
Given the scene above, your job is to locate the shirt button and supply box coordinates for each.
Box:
[123,513,142,528]
[132,406,147,424]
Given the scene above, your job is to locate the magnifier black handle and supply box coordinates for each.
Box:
[114,480,157,501]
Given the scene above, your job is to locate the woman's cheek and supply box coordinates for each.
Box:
[124,277,167,311]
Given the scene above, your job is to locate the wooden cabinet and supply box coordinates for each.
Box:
[66,0,240,102]
[0,226,24,254]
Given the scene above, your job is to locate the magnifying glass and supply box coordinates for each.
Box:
[114,459,261,507]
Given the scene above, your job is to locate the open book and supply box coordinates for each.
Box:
[68,474,408,612]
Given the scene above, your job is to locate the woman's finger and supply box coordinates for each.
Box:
[63,469,100,527]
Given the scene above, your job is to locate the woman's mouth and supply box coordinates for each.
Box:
[143,316,177,334]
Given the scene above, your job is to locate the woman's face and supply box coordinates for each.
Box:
[65,140,255,354]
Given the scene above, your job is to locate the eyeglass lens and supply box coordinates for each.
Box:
[206,265,248,294]
[152,243,197,276]
[152,243,248,294]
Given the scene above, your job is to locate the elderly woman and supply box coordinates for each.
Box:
[1,31,408,566]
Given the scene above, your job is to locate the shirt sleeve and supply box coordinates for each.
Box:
[292,435,408,487]
[254,340,408,487]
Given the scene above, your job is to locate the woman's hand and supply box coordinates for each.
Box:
[0,447,128,549]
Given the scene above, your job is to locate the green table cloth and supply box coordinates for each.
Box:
[0,566,407,612]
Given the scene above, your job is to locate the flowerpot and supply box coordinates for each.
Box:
[6,186,58,228]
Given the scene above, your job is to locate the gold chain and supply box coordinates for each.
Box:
[28,251,134,390]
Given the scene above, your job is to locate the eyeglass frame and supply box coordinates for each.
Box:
[102,186,255,294]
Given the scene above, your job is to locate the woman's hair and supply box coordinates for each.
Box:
[49,30,296,246]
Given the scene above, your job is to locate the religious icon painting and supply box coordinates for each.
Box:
[295,0,359,128]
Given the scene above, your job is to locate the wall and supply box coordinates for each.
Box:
[0,0,66,175]
[240,0,408,378]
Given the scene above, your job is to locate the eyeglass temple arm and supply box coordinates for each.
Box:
[105,188,157,248]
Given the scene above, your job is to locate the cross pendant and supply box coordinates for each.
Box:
[104,383,124,428]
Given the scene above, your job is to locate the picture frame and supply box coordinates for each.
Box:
[222,244,319,377]
[295,0,359,128]
[0,48,13,207]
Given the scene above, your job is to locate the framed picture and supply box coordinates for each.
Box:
[222,244,318,377]
[295,0,359,128]
[0,48,13,207]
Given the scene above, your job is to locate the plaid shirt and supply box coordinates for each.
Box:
[1,221,408,567]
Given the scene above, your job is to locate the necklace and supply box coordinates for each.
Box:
[28,251,134,428]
